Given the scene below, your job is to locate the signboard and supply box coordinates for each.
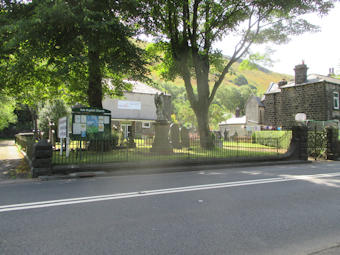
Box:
[118,100,141,110]
[58,117,68,138]
[71,107,111,139]
[295,113,307,122]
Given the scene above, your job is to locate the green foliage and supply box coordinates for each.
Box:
[0,95,17,131]
[252,131,292,149]
[1,0,149,107]
[38,99,70,134]
[233,74,248,86]
[140,0,333,148]
[215,85,257,115]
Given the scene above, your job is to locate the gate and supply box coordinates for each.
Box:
[307,120,338,160]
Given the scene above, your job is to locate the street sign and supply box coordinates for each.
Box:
[58,117,68,138]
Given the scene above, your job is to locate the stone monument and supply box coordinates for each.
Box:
[150,93,173,154]
[170,123,181,149]
[180,126,190,148]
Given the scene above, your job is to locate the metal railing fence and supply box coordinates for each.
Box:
[52,135,291,165]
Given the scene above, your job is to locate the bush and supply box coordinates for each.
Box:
[252,131,292,149]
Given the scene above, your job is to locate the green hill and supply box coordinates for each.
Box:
[147,58,292,95]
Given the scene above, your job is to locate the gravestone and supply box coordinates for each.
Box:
[170,123,181,149]
[180,126,190,148]
[224,129,229,141]
[230,131,238,141]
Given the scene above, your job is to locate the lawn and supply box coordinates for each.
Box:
[52,140,286,165]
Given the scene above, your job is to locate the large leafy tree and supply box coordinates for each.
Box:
[1,0,148,108]
[0,95,17,131]
[143,0,335,148]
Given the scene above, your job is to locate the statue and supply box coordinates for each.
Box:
[154,93,171,121]
[151,93,173,154]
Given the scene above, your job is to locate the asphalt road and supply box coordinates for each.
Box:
[1,162,340,255]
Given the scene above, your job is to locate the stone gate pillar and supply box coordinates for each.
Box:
[291,126,308,160]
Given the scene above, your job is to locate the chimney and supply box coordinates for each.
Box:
[328,67,335,77]
[294,62,308,85]
[235,107,240,118]
[278,78,288,87]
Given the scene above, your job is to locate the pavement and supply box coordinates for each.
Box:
[0,140,30,181]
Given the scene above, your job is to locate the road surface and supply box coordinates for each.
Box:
[1,162,340,255]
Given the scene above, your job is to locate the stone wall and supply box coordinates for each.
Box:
[264,81,338,128]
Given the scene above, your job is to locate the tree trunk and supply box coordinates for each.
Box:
[87,49,103,108]
[195,106,214,149]
[29,106,39,140]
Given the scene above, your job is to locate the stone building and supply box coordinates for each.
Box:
[263,63,340,128]
[102,80,171,138]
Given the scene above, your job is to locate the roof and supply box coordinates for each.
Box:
[103,79,166,95]
[265,74,340,95]
[219,116,247,125]
[265,82,281,94]
[124,80,165,95]
[255,97,264,107]
[247,95,264,107]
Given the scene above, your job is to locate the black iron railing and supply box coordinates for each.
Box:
[52,134,292,165]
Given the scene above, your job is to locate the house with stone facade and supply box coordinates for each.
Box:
[102,80,171,139]
[263,63,340,128]
[219,95,265,136]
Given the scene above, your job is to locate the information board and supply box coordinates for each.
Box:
[71,107,111,139]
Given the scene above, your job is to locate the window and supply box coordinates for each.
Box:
[334,92,339,109]
[142,122,151,128]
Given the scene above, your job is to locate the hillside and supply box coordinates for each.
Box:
[148,59,292,95]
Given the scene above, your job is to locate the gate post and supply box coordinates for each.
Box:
[326,127,338,160]
[31,139,52,178]
[291,126,308,160]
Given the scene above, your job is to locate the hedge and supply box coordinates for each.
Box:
[252,131,292,149]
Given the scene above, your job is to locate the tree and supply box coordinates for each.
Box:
[0,95,17,131]
[215,85,257,116]
[233,74,248,86]
[38,99,69,136]
[143,0,334,148]
[1,0,148,108]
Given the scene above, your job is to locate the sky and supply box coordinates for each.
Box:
[216,2,340,76]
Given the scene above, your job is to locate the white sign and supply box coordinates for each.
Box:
[104,116,110,124]
[58,117,68,138]
[73,123,87,135]
[74,115,81,123]
[118,100,141,110]
[295,113,307,122]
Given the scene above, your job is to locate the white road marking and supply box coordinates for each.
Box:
[1,172,340,213]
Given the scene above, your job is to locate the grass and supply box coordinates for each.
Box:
[52,141,285,165]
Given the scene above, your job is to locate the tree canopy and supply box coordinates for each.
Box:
[143,0,335,148]
[0,95,17,131]
[0,0,149,107]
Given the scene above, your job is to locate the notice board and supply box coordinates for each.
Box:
[71,107,111,139]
